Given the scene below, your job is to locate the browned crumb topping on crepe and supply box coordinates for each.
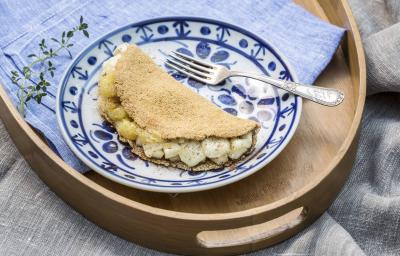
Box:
[114,45,257,140]
[98,43,260,171]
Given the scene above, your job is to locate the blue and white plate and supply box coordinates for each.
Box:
[56,17,301,193]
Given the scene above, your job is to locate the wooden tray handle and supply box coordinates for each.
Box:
[196,207,307,249]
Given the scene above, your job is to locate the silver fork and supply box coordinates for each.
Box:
[165,51,344,107]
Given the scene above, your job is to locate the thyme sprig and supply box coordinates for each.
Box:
[10,16,89,115]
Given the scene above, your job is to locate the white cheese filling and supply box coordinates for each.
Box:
[135,134,253,167]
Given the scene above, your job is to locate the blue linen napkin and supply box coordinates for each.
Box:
[0,0,344,172]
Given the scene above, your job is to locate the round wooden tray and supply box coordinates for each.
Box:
[0,0,365,255]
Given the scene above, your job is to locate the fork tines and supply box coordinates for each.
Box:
[165,51,214,82]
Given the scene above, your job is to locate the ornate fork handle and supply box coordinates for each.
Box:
[229,71,344,107]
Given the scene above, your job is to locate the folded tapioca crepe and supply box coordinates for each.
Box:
[98,43,260,171]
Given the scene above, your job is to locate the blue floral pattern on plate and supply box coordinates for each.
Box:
[56,17,302,193]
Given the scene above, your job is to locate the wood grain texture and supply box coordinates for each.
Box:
[0,0,366,255]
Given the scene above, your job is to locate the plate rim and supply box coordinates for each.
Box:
[56,16,302,193]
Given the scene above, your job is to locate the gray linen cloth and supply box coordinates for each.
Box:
[1,0,399,255]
